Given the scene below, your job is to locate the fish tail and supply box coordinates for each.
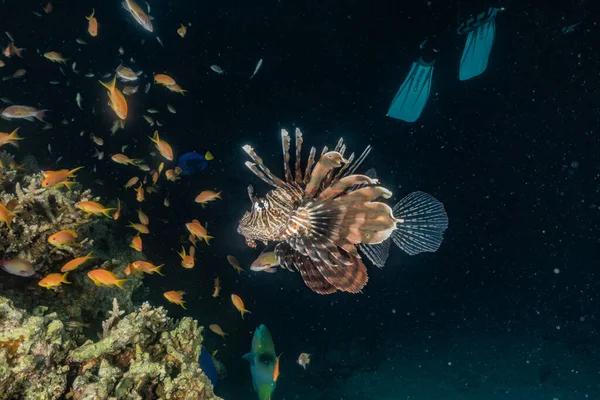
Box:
[62,272,71,284]
[102,208,116,218]
[240,309,251,319]
[391,191,449,255]
[9,127,22,142]
[85,251,95,259]
[115,279,128,290]
[204,235,214,245]
[34,109,47,123]
[181,302,187,310]
[87,8,95,20]
[99,75,116,91]
[150,130,159,144]
[68,166,84,177]
[155,264,166,276]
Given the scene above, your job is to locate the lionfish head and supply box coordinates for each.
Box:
[237,186,266,248]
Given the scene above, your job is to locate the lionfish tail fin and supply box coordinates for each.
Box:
[392,191,449,255]
[358,238,391,268]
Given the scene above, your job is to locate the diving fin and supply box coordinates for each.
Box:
[386,57,434,123]
[457,7,504,81]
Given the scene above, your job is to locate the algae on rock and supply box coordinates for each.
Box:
[0,296,222,400]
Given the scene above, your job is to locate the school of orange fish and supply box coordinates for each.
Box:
[0,0,311,372]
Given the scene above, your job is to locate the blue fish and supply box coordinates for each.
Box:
[177,151,214,176]
[198,346,218,388]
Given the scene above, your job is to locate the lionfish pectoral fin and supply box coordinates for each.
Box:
[304,151,346,199]
[318,174,379,202]
[358,239,391,268]
[392,191,449,255]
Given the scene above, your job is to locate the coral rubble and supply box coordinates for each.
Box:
[0,296,222,400]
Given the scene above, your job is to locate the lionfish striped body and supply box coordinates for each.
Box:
[238,129,448,294]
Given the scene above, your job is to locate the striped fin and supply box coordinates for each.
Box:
[295,253,338,294]
[304,152,347,199]
[358,238,391,268]
[392,191,448,255]
[313,253,368,293]
[333,138,344,152]
[331,152,354,184]
[317,174,379,202]
[294,128,303,183]
[244,162,277,187]
[243,144,284,187]
[345,145,372,177]
[303,146,316,184]
[281,129,293,183]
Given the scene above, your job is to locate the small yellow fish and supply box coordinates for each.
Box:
[0,203,15,229]
[124,176,139,188]
[212,277,221,298]
[178,246,195,269]
[44,51,68,64]
[177,24,187,38]
[87,269,127,289]
[39,272,70,289]
[231,294,251,319]
[135,183,145,202]
[61,252,94,272]
[137,208,149,225]
[186,219,213,244]
[130,235,143,251]
[128,222,149,234]
[41,167,84,189]
[209,324,228,338]
[164,290,186,309]
[111,154,141,165]
[227,255,244,274]
[149,131,173,161]
[113,198,121,220]
[0,128,23,148]
[194,190,222,206]
[99,75,128,120]
[75,201,115,218]
[86,8,98,37]
[131,260,164,275]
[48,229,78,249]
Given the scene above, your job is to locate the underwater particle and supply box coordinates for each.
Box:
[231,294,251,319]
[297,352,311,369]
[571,161,579,169]
[553,268,560,274]
[210,65,224,75]
[249,58,263,80]
[163,290,186,309]
[177,23,187,37]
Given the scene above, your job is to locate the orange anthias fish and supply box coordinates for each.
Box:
[130,235,143,251]
[194,190,222,206]
[135,184,145,202]
[137,209,149,225]
[111,154,141,165]
[128,222,149,234]
[297,353,311,370]
[131,260,164,275]
[227,255,244,274]
[154,73,176,86]
[212,277,221,298]
[124,176,139,188]
[209,324,227,338]
[178,246,195,269]
[122,0,153,32]
[113,199,121,220]
[186,220,213,245]
[163,291,186,309]
[61,252,94,272]
[41,167,84,189]
[165,83,187,95]
[3,43,24,58]
[86,9,98,37]
[44,2,53,14]
[231,294,251,319]
[0,128,23,148]
[165,169,180,182]
[75,201,115,218]
[88,269,128,289]
[0,203,15,229]
[99,75,128,120]
[48,229,78,249]
[177,24,187,38]
[39,272,71,289]
[1,105,46,122]
[44,51,68,64]
[149,131,173,161]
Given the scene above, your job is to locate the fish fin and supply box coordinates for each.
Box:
[204,235,214,245]
[86,8,95,20]
[181,302,187,310]
[358,238,391,268]
[150,130,159,144]
[242,144,285,188]
[281,129,293,183]
[115,279,128,290]
[303,146,316,184]
[9,127,22,141]
[264,267,277,273]
[241,309,251,319]
[242,352,254,364]
[391,191,448,255]
[102,208,116,218]
[62,181,76,191]
[155,264,166,276]
[204,151,214,160]
[99,75,116,91]
[279,246,337,294]
[68,166,84,177]
[62,272,71,284]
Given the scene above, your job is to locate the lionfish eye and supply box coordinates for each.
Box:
[256,201,265,209]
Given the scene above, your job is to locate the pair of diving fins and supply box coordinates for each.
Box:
[387,7,504,123]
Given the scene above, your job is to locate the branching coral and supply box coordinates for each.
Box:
[0,296,222,400]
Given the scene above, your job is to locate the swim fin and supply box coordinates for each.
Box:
[458,7,503,81]
[386,57,434,123]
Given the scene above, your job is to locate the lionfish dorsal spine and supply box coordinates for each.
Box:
[281,129,294,183]
[347,145,372,176]
[242,144,284,188]
[331,151,355,184]
[294,128,303,184]
[304,146,316,184]
[244,161,278,187]
[304,151,347,199]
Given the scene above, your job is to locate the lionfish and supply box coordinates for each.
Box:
[237,128,448,294]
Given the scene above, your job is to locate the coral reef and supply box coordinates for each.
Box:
[0,155,143,322]
[0,296,222,400]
